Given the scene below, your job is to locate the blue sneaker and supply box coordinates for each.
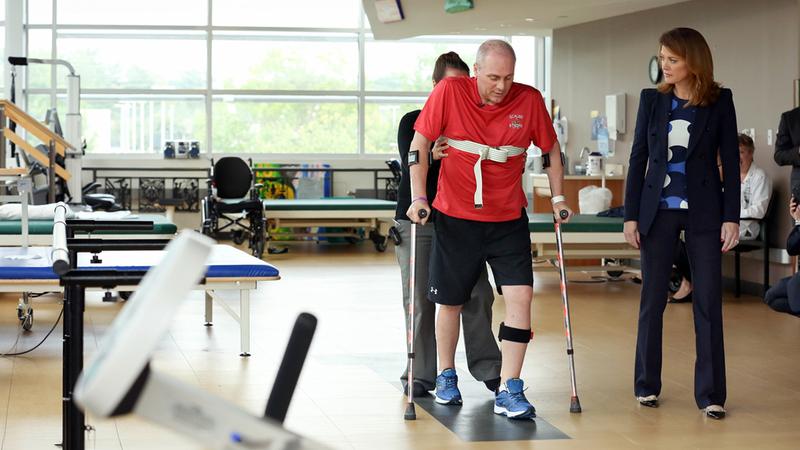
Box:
[494,379,536,419]
[434,368,462,405]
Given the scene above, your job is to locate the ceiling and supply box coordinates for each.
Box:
[363,0,691,39]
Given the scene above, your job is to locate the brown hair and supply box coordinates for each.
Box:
[738,133,755,151]
[432,51,470,83]
[656,27,721,107]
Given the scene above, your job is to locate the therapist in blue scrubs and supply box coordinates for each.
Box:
[623,27,739,419]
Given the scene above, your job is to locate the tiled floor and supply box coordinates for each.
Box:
[1,241,799,449]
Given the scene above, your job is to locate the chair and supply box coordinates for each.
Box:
[201,157,265,259]
[733,196,774,297]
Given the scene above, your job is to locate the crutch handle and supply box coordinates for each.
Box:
[559,209,569,220]
[418,209,428,219]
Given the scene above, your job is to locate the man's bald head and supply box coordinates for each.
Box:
[474,40,516,105]
[475,39,516,68]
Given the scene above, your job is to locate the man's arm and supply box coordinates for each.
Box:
[740,173,772,220]
[774,112,800,166]
[544,141,571,222]
[407,131,433,224]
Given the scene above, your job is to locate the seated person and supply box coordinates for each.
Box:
[763,196,800,316]
[737,133,772,240]
[669,133,772,303]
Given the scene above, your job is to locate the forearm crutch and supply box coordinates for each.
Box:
[554,209,582,413]
[404,209,427,421]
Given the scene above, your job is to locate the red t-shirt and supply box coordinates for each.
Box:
[414,77,556,222]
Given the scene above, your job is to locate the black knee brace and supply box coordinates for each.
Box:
[498,322,533,343]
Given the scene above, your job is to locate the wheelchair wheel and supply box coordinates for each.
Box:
[607,270,625,279]
[232,229,246,245]
[250,231,265,259]
[369,230,388,252]
[201,222,213,237]
[17,305,33,331]
[201,216,219,239]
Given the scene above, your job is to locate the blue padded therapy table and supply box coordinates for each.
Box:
[0,244,279,356]
[263,198,396,251]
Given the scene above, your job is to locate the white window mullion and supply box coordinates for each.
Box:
[205,0,213,155]
[357,16,365,155]
[50,0,57,110]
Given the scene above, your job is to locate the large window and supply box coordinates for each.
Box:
[22,1,544,155]
[0,0,5,95]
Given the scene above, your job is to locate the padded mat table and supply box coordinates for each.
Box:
[263,198,397,251]
[0,244,278,356]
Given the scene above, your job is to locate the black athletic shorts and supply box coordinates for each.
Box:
[428,209,532,306]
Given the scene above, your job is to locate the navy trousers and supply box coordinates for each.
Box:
[635,210,727,408]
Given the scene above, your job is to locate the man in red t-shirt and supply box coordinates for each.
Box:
[406,39,571,420]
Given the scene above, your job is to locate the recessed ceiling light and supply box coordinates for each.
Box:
[475,27,487,31]
[525,18,536,22]
[500,23,511,28]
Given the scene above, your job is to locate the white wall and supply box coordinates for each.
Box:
[552,0,800,283]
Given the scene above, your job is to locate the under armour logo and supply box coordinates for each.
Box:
[430,287,438,295]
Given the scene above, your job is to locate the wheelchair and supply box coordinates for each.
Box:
[201,157,266,259]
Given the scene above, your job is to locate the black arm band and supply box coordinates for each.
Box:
[408,150,419,166]
[541,151,565,169]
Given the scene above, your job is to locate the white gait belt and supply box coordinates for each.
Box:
[446,138,526,208]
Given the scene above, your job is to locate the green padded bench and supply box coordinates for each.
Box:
[263,198,396,252]
[0,214,178,246]
[528,213,625,233]
[528,213,638,271]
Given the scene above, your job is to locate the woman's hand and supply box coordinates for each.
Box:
[624,221,640,249]
[552,202,573,223]
[432,137,449,160]
[720,222,740,252]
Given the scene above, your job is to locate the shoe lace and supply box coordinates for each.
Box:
[506,386,529,405]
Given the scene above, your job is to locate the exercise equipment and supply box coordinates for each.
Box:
[75,231,325,449]
[8,56,84,202]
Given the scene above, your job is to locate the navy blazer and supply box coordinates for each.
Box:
[624,88,740,236]
[773,106,800,189]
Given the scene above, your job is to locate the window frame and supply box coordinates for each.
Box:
[20,0,546,158]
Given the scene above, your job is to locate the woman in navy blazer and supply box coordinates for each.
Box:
[623,27,739,419]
